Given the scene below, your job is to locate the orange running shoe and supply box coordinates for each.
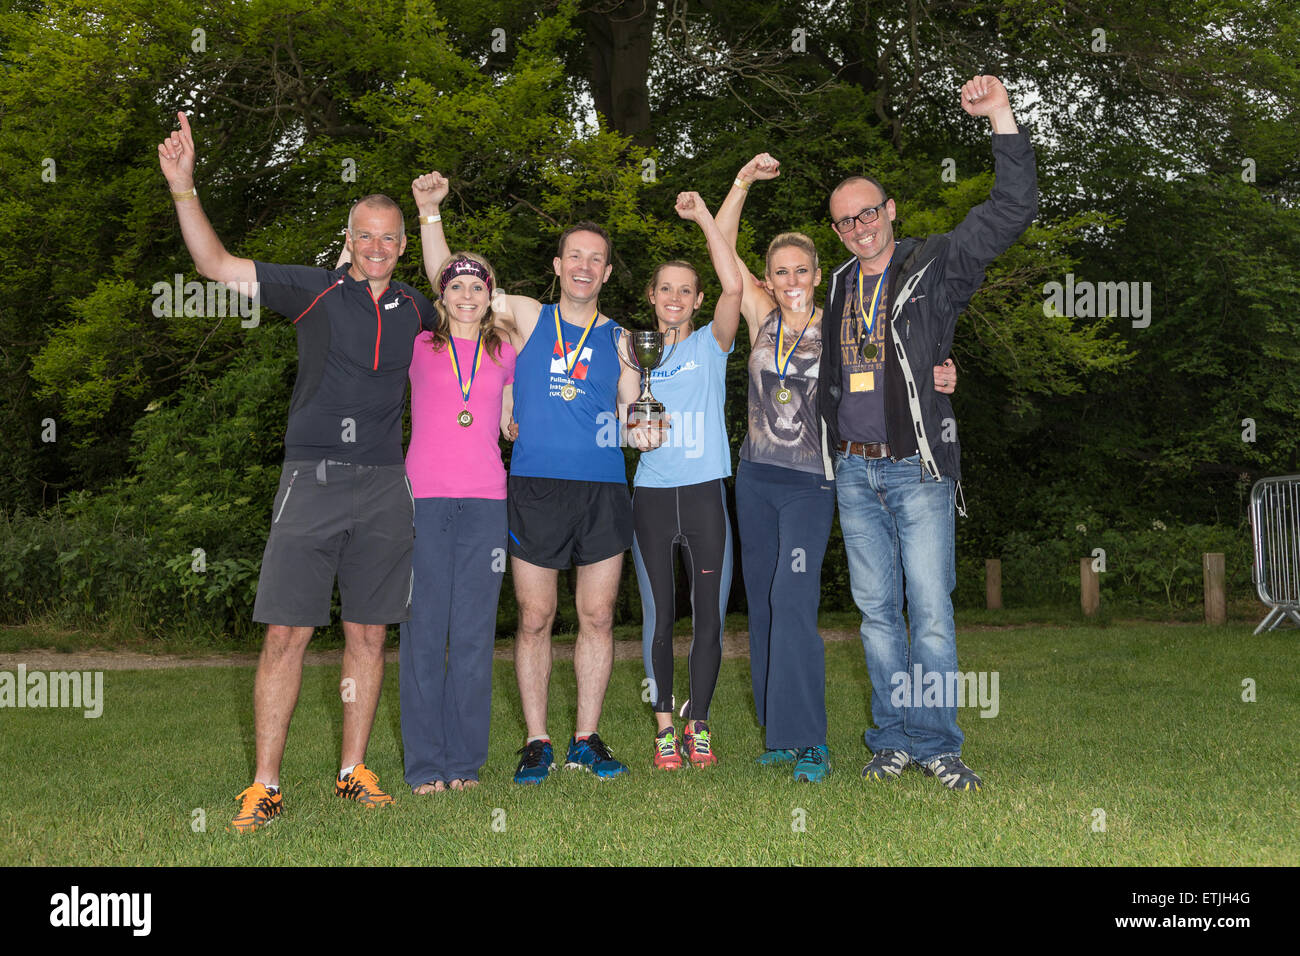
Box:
[229,782,282,833]
[334,763,394,807]
[682,721,718,767]
[652,727,684,770]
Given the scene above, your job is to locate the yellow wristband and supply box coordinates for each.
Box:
[733,178,750,191]
[171,187,198,202]
[418,213,442,225]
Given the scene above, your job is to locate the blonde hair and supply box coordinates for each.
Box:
[764,232,819,275]
[430,251,507,363]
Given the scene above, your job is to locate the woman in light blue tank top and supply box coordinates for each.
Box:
[630,191,743,770]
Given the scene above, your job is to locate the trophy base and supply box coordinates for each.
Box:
[627,401,669,430]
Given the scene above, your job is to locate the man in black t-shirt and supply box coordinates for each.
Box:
[158,112,433,832]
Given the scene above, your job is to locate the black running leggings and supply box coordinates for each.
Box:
[630,479,733,719]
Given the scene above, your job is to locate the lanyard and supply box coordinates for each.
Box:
[446,331,484,404]
[555,305,600,380]
[857,264,889,340]
[775,307,815,384]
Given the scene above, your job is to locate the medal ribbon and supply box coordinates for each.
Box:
[554,305,600,382]
[447,331,484,404]
[775,306,815,386]
[856,263,889,346]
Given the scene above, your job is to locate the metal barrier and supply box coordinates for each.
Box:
[1250,474,1300,634]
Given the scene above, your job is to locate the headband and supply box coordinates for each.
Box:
[438,257,494,297]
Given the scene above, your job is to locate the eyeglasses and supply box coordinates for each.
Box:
[832,201,889,235]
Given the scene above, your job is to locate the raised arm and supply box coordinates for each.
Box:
[675,192,743,352]
[157,111,257,292]
[960,74,1018,134]
[945,75,1038,323]
[412,172,452,288]
[414,172,542,342]
[715,153,777,251]
[714,153,780,345]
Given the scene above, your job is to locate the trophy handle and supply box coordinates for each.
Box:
[613,326,643,375]
[660,324,683,370]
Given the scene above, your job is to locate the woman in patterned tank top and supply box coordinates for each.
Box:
[713,153,838,782]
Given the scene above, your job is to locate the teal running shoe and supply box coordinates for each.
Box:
[793,745,830,782]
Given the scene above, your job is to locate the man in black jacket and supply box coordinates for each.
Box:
[821,74,1037,790]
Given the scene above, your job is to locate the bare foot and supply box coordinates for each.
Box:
[448,779,478,791]
[413,781,446,795]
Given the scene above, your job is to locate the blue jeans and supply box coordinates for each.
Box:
[833,452,962,762]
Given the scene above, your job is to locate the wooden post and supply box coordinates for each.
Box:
[1203,552,1226,625]
[1080,558,1099,617]
[985,558,1003,610]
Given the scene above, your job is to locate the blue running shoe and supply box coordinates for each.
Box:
[513,739,555,785]
[793,746,830,782]
[564,733,629,779]
[755,748,798,766]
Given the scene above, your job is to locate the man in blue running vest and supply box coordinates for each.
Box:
[417,204,658,782]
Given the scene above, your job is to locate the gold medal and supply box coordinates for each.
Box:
[555,305,598,405]
[774,307,812,411]
[456,409,473,427]
[857,265,888,363]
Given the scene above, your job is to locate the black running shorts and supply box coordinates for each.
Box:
[506,475,632,569]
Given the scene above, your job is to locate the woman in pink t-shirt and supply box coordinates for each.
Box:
[400,236,520,794]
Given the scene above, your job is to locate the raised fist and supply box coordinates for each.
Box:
[959,75,1010,118]
[738,152,780,183]
[675,191,707,222]
[412,171,450,211]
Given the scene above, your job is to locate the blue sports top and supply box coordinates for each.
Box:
[632,322,733,488]
[508,304,627,484]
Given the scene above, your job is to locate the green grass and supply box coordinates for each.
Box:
[2,623,1297,865]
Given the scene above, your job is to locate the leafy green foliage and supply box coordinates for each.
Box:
[2,0,1297,635]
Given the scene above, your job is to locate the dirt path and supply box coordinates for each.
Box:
[0,629,866,672]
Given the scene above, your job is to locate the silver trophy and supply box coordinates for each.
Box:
[617,327,677,429]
